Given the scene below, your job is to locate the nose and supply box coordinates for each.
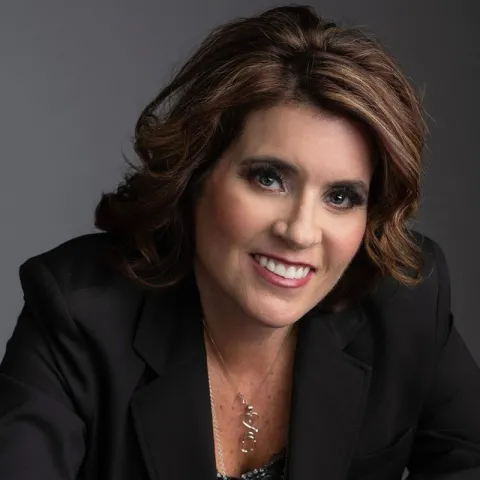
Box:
[271,193,322,249]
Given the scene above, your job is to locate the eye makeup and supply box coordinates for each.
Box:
[237,156,297,193]
[242,162,287,192]
[237,155,369,210]
[323,183,367,210]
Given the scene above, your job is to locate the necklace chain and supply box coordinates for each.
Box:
[207,372,228,476]
[203,320,293,478]
[203,321,293,408]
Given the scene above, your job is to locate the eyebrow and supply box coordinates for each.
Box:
[240,155,370,196]
[240,155,300,175]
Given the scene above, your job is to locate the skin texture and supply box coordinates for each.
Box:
[194,102,374,475]
[195,102,373,333]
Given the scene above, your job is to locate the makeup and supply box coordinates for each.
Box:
[250,254,314,288]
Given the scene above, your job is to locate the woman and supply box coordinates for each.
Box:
[1,5,479,480]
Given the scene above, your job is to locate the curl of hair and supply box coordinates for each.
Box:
[95,4,427,311]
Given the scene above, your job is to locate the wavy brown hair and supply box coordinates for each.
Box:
[95,5,427,311]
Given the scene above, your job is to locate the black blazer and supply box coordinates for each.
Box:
[1,232,480,480]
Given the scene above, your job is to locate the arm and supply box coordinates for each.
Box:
[407,241,480,479]
[0,259,89,479]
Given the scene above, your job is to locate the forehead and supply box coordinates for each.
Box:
[234,103,374,180]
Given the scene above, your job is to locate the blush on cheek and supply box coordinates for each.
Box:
[203,181,253,245]
[346,224,366,247]
[330,221,367,259]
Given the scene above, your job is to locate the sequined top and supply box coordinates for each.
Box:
[217,450,287,480]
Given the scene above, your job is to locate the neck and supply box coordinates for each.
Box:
[204,312,296,377]
[194,263,297,380]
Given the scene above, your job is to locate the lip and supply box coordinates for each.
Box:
[250,252,316,270]
[250,255,314,289]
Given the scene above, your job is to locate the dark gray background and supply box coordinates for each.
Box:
[1,0,478,371]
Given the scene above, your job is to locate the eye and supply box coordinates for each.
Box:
[329,190,349,206]
[325,187,366,210]
[247,165,285,192]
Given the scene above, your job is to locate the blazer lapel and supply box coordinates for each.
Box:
[130,276,217,480]
[130,273,373,480]
[287,303,373,479]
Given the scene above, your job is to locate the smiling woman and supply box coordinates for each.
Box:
[194,106,373,328]
[1,4,480,480]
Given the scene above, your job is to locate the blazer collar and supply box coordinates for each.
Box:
[131,275,372,480]
[286,304,372,478]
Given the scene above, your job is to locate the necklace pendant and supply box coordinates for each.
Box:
[241,431,257,453]
[241,404,259,453]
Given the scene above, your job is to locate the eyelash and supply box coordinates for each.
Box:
[244,164,367,210]
[246,164,286,191]
[326,187,366,210]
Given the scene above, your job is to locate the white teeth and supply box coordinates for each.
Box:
[274,263,286,276]
[266,259,276,273]
[254,255,311,280]
[285,266,296,279]
[294,267,304,279]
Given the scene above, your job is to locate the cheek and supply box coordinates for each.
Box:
[197,178,264,248]
[326,215,367,263]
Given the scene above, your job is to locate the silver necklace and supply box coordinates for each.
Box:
[203,320,292,477]
[207,365,289,479]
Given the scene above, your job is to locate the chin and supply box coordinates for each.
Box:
[240,296,315,329]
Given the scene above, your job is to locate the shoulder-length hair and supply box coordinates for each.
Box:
[95,5,427,311]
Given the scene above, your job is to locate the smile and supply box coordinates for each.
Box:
[250,254,315,289]
[254,254,311,279]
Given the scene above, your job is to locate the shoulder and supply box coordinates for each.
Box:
[366,230,451,349]
[412,229,449,282]
[18,233,146,340]
[370,230,449,304]
[20,232,120,292]
[5,234,155,424]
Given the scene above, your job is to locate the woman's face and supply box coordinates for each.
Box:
[194,103,373,328]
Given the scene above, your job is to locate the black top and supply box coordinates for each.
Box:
[219,449,286,480]
[1,231,480,480]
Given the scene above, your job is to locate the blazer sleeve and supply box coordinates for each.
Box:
[0,258,88,479]
[406,241,480,479]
